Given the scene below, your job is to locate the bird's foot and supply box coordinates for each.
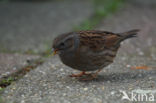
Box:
[80,69,102,81]
[80,73,98,81]
[69,71,90,77]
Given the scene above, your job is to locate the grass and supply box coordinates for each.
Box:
[74,0,124,31]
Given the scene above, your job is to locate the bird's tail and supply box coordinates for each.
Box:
[118,29,140,42]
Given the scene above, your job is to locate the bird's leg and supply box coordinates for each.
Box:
[81,69,102,80]
[69,71,88,77]
[92,69,102,78]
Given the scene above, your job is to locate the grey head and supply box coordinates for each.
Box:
[52,32,79,54]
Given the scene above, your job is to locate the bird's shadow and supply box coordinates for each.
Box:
[74,71,155,83]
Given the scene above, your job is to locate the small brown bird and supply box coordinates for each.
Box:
[52,29,139,80]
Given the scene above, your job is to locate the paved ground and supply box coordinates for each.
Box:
[0,1,93,53]
[0,0,156,103]
[0,53,40,81]
[1,53,156,103]
[0,0,93,95]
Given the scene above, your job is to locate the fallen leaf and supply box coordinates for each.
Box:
[131,66,150,70]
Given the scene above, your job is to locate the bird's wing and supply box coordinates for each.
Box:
[78,30,121,51]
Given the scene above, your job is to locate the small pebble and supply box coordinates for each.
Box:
[126,64,131,68]
[63,93,67,96]
[149,77,152,80]
[101,86,105,90]
[60,68,64,71]
[83,88,88,91]
[111,91,115,95]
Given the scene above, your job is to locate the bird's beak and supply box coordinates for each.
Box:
[51,48,58,56]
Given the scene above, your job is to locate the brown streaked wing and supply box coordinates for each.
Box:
[78,30,121,51]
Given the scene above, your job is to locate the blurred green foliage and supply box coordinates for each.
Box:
[0,0,124,30]
[74,0,124,30]
[0,0,124,56]
[0,0,69,1]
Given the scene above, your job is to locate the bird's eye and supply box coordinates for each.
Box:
[60,42,65,46]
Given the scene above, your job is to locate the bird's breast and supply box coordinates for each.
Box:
[58,47,118,71]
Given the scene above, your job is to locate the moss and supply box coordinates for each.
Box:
[0,87,4,92]
[41,48,52,57]
[0,97,5,103]
[0,77,15,88]
[0,58,43,89]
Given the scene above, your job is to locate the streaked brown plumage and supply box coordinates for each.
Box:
[52,29,139,79]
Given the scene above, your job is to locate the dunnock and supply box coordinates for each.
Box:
[52,29,139,80]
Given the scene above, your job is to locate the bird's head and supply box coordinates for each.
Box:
[52,32,79,55]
